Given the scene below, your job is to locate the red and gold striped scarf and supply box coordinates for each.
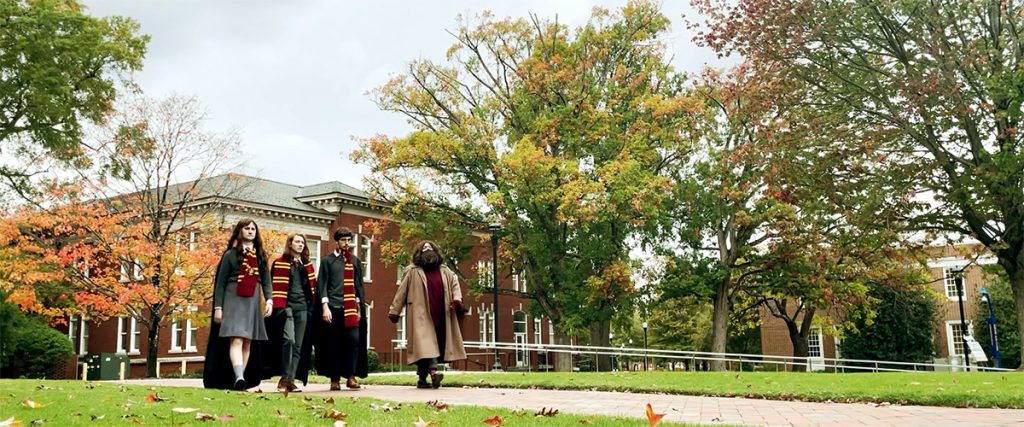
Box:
[236,247,259,297]
[342,252,358,328]
[270,256,317,308]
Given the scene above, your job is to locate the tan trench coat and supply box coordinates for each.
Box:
[389,265,467,365]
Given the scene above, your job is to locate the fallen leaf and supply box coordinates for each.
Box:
[21,400,44,409]
[323,409,348,421]
[29,421,43,426]
[274,410,291,420]
[324,397,335,404]
[194,412,215,421]
[218,414,235,421]
[333,421,347,427]
[535,407,559,417]
[426,400,449,411]
[240,401,251,407]
[144,393,167,402]
[483,415,503,426]
[0,418,19,427]
[172,408,199,413]
[89,415,105,421]
[645,403,665,427]
[578,419,591,425]
[413,416,431,427]
[34,385,50,391]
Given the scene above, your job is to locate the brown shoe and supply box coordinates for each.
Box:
[276,378,288,393]
[287,380,302,393]
[329,381,341,391]
[346,377,360,389]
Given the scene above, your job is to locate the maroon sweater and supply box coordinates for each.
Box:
[424,267,445,329]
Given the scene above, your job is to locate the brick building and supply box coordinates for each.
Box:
[759,244,995,369]
[62,174,553,378]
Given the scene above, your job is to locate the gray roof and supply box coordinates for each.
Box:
[296,181,367,199]
[172,173,367,214]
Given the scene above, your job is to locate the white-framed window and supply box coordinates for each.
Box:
[170,306,199,353]
[548,320,555,345]
[807,326,823,358]
[396,265,406,286]
[534,317,543,345]
[307,238,321,275]
[120,258,143,282]
[365,301,374,349]
[188,230,200,252]
[479,307,496,344]
[946,320,973,356]
[355,226,372,282]
[512,271,527,293]
[69,315,88,354]
[943,268,965,300]
[116,316,140,355]
[513,310,528,367]
[396,307,407,344]
[477,260,493,289]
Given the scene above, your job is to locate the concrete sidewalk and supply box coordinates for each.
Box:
[125,378,1024,427]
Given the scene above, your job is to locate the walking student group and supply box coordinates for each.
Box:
[202,219,467,392]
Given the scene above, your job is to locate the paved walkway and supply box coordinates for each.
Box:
[126,378,1024,427]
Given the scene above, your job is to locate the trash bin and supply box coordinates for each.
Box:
[83,353,128,380]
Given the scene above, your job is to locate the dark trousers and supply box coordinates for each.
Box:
[416,323,447,379]
[281,307,307,381]
[325,306,359,381]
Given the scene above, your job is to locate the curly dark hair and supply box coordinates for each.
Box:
[412,240,443,269]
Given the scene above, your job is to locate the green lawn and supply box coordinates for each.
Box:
[0,379,694,426]
[360,370,1024,409]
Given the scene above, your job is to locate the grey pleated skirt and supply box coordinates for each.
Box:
[218,279,268,340]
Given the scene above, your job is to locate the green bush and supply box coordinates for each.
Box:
[13,322,73,379]
[840,283,938,367]
[367,348,380,373]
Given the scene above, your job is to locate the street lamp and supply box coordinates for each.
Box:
[641,321,649,371]
[980,287,1002,368]
[488,222,502,371]
[953,268,969,369]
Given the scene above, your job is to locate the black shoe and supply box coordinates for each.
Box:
[233,378,247,391]
[430,372,444,389]
[416,379,431,389]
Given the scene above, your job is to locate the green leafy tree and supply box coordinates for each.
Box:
[696,0,1024,368]
[840,281,940,368]
[974,271,1021,369]
[0,0,148,197]
[354,2,700,371]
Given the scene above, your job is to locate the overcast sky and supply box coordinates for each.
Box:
[83,0,727,189]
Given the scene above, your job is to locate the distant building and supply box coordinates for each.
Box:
[63,173,551,378]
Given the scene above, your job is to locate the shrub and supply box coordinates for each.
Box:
[13,322,73,379]
[367,348,380,373]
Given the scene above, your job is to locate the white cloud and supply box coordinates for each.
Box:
[83,0,731,189]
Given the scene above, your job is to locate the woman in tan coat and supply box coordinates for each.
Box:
[388,240,466,388]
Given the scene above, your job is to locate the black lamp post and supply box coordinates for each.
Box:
[489,222,502,371]
[642,321,649,371]
[980,287,1002,368]
[953,268,969,369]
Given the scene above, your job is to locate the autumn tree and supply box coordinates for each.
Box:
[5,94,244,377]
[355,2,701,371]
[0,0,147,198]
[695,0,1024,368]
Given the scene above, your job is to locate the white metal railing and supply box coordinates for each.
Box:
[460,341,1014,373]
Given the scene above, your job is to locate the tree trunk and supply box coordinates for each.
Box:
[145,311,162,378]
[554,329,573,372]
[789,330,809,372]
[1007,266,1024,370]
[589,320,612,372]
[709,276,731,371]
